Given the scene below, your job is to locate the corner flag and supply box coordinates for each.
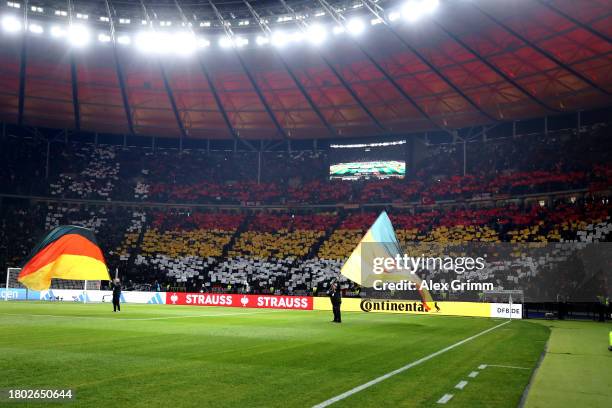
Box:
[340,211,434,309]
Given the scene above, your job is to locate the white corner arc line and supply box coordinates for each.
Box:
[437,394,454,404]
[312,320,511,408]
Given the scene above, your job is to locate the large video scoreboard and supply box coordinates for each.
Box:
[329,161,405,180]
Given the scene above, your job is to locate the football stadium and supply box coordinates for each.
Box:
[0,0,611,407]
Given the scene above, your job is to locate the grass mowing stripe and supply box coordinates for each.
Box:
[312,320,511,408]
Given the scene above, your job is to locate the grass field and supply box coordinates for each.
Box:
[523,320,612,408]
[0,302,603,407]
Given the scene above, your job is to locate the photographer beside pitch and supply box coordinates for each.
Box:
[327,281,342,323]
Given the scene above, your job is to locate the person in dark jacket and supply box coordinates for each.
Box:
[111,279,122,312]
[328,282,342,323]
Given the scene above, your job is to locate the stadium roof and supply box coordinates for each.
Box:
[0,0,610,141]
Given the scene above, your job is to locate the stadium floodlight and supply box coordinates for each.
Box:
[346,18,365,36]
[271,31,288,48]
[402,0,439,22]
[234,36,248,48]
[422,0,440,13]
[256,35,269,46]
[50,25,66,38]
[307,24,327,46]
[219,36,233,48]
[197,37,210,48]
[332,25,345,35]
[173,32,197,55]
[289,31,304,43]
[136,31,158,53]
[136,31,192,55]
[388,11,401,22]
[117,35,131,45]
[1,15,22,33]
[97,33,111,43]
[28,23,43,34]
[68,24,90,47]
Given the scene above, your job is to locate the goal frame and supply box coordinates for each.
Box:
[5,267,23,301]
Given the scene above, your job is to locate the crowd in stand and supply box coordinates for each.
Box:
[0,122,610,299]
[1,123,610,206]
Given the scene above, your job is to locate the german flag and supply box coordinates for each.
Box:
[18,226,110,291]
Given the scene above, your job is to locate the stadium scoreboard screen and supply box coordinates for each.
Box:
[329,161,406,180]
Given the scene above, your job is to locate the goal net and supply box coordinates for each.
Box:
[4,267,102,301]
[482,289,524,304]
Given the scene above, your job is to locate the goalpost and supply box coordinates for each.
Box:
[4,267,24,301]
[482,289,524,319]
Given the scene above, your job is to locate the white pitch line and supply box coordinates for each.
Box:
[478,364,488,370]
[455,380,468,390]
[468,371,479,378]
[486,364,530,370]
[312,320,511,408]
[437,394,454,404]
[0,310,280,321]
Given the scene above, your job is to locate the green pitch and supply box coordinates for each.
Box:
[0,302,603,407]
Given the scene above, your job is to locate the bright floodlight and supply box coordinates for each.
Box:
[68,24,90,47]
[332,25,345,35]
[256,35,269,46]
[197,37,210,48]
[271,31,288,48]
[136,31,159,53]
[28,23,43,34]
[423,0,440,13]
[1,15,22,33]
[98,33,111,43]
[234,36,248,48]
[402,0,439,22]
[289,31,304,43]
[117,35,131,45]
[346,18,365,36]
[219,36,233,48]
[173,32,197,55]
[50,25,66,38]
[307,24,327,45]
[388,11,401,22]
[137,31,187,54]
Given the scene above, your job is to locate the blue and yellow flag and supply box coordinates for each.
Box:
[340,211,433,309]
